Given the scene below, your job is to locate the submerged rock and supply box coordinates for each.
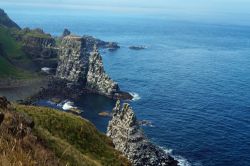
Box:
[107,100,178,166]
[98,111,112,117]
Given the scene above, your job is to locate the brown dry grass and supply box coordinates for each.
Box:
[0,110,60,166]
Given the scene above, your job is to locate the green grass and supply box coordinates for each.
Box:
[0,26,36,79]
[13,28,52,39]
[15,105,130,166]
[0,56,34,79]
[0,26,26,59]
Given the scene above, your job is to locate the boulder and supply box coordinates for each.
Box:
[0,96,10,109]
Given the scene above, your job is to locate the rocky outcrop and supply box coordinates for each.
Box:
[82,35,120,51]
[86,45,120,97]
[107,101,178,166]
[56,35,89,84]
[0,96,10,110]
[0,8,20,29]
[62,28,71,37]
[0,96,34,137]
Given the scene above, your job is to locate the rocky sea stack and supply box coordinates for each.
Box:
[107,100,178,166]
[56,35,132,100]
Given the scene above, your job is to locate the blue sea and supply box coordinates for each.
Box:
[4,6,250,166]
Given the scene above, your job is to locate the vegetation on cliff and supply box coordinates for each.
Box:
[0,97,130,166]
[0,26,34,78]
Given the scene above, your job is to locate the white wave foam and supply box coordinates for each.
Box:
[62,101,77,110]
[162,148,191,166]
[129,92,141,101]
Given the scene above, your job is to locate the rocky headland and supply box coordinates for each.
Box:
[107,100,178,166]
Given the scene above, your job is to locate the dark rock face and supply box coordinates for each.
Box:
[0,8,20,29]
[86,45,120,97]
[107,101,178,166]
[0,96,10,109]
[82,35,120,51]
[62,28,71,37]
[0,112,4,125]
[56,36,89,84]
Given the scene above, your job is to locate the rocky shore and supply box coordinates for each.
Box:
[107,100,178,166]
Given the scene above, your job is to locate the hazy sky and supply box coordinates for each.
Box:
[2,0,250,25]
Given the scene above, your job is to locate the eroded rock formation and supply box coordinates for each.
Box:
[107,101,178,166]
[86,45,120,96]
[56,36,131,99]
[56,35,89,84]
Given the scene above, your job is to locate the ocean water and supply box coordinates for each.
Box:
[4,7,250,166]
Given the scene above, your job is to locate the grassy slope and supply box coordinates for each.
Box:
[15,104,130,166]
[0,26,35,79]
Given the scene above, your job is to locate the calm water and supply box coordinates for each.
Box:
[4,7,250,166]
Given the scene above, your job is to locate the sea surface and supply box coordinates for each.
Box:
[3,6,250,166]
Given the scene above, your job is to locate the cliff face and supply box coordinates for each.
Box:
[56,36,89,84]
[56,36,122,98]
[107,101,178,166]
[86,45,120,96]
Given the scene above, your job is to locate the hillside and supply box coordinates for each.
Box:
[0,9,20,29]
[0,97,130,166]
[0,26,35,79]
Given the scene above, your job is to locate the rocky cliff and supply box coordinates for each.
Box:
[56,35,89,84]
[56,36,131,99]
[107,100,178,166]
[14,28,58,69]
[86,45,120,97]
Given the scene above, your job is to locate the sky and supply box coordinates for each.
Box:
[1,0,250,25]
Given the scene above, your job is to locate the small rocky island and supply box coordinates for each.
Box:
[107,100,178,166]
[129,45,146,50]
